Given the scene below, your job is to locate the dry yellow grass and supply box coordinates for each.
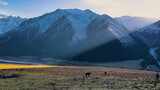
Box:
[0,64,53,69]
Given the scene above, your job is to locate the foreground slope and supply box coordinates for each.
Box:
[0,66,158,90]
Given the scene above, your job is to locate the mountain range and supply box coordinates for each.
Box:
[0,9,159,71]
[116,16,158,31]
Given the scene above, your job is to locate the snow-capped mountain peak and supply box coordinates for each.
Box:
[27,9,97,33]
[0,14,7,19]
[0,16,25,34]
[20,9,99,44]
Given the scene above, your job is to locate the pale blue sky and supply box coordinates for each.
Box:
[0,0,159,18]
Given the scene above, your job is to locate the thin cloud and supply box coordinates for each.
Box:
[0,0,8,6]
[80,0,160,18]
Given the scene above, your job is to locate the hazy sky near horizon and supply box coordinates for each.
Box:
[0,0,159,18]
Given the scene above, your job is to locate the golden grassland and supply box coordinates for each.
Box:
[0,64,54,69]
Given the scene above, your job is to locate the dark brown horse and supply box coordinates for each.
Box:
[85,72,91,78]
[153,72,160,87]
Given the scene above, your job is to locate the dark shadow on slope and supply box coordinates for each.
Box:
[71,37,156,69]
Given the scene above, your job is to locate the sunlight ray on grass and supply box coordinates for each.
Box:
[0,64,54,69]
